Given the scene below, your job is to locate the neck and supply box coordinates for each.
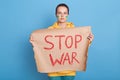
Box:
[57,22,67,28]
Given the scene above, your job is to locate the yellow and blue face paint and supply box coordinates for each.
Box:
[56,15,68,19]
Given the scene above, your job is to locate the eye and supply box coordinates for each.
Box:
[64,12,68,15]
[57,12,62,15]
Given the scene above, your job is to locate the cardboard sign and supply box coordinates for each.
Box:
[30,26,91,73]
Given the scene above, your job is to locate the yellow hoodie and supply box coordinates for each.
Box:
[47,22,76,76]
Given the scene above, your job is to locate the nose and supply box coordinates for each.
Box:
[61,13,64,17]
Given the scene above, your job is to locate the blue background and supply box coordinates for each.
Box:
[0,0,120,80]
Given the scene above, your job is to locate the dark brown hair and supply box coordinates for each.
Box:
[55,3,69,15]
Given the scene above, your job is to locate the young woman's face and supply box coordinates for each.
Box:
[56,6,68,23]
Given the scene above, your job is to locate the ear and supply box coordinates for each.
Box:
[56,15,59,18]
[56,14,58,18]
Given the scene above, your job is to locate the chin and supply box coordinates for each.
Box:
[59,20,66,23]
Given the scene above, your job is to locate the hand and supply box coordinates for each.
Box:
[29,36,34,43]
[87,33,94,43]
[29,36,36,47]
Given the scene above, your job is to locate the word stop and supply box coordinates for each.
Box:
[44,34,82,50]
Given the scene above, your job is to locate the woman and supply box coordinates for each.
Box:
[48,3,94,80]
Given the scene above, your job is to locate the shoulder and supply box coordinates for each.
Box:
[48,22,58,29]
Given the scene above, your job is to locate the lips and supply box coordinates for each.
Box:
[60,18,64,20]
